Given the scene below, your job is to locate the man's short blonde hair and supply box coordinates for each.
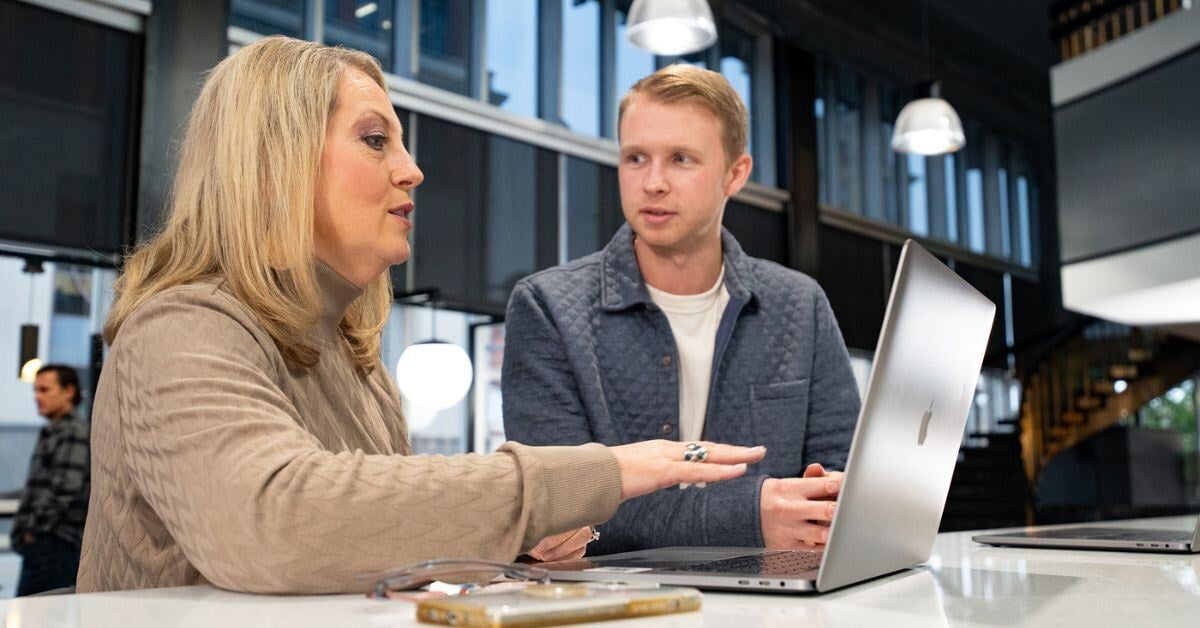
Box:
[618,64,749,164]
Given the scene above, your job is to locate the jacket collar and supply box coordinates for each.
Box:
[600,223,759,312]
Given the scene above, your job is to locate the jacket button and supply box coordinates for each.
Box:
[661,423,673,435]
[662,355,672,366]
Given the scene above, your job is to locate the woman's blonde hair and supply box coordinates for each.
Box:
[104,36,392,371]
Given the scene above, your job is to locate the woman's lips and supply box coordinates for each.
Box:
[388,204,414,227]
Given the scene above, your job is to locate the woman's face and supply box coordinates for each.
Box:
[314,68,423,287]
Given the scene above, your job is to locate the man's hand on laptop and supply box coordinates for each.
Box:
[761,463,843,549]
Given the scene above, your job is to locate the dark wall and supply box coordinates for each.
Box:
[1055,46,1200,263]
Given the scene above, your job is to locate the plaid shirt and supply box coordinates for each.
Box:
[11,411,91,551]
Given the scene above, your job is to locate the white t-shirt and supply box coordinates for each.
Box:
[645,268,730,443]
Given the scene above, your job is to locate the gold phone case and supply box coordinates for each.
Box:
[416,582,702,627]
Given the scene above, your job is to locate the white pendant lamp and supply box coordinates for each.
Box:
[892,81,966,155]
[396,341,473,411]
[891,0,965,156]
[626,0,717,56]
[394,294,474,427]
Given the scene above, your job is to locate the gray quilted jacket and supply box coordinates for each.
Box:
[502,223,861,552]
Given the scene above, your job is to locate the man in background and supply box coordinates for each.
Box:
[11,364,90,595]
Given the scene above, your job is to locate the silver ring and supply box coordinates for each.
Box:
[683,443,708,463]
[588,526,601,543]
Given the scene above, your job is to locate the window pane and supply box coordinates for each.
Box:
[723,202,787,265]
[879,84,903,225]
[965,126,986,253]
[906,154,929,236]
[232,0,306,37]
[719,21,754,169]
[815,62,829,207]
[484,0,537,115]
[615,3,655,126]
[0,1,135,253]
[565,157,621,261]
[832,67,863,214]
[413,116,555,308]
[471,321,506,453]
[325,0,395,70]
[561,0,601,136]
[944,153,960,243]
[418,0,473,95]
[1017,175,1033,266]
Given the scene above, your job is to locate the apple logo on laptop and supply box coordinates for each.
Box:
[917,401,934,446]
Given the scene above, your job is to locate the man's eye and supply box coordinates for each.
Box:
[674,154,693,164]
[626,154,645,164]
[363,134,387,150]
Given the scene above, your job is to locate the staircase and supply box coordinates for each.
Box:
[1018,320,1200,489]
[941,428,1031,531]
[939,318,1200,531]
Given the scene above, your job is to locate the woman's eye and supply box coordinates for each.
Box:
[363,134,387,150]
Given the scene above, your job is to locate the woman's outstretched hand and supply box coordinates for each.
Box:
[610,440,766,501]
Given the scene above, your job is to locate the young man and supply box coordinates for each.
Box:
[11,364,90,595]
[502,65,861,554]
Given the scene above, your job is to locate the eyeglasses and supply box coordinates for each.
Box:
[359,559,551,600]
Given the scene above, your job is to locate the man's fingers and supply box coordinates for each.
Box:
[768,496,837,524]
[769,476,842,500]
[763,523,830,549]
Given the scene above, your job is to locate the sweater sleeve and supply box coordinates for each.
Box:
[110,291,621,593]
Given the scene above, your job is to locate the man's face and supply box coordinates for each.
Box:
[34,371,74,419]
[618,97,752,254]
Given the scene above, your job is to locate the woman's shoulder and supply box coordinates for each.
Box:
[116,278,274,352]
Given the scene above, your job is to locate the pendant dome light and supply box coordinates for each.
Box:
[625,0,717,56]
[891,0,965,156]
[394,292,474,428]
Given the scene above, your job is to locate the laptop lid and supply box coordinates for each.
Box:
[815,240,995,591]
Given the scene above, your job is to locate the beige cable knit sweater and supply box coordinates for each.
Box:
[77,264,622,593]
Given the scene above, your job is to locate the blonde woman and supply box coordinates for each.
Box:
[76,36,763,594]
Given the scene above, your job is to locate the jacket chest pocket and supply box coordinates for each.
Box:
[750,379,810,477]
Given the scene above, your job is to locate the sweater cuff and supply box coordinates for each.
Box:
[702,475,768,546]
[508,442,623,537]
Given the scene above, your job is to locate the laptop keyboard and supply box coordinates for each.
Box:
[663,551,823,576]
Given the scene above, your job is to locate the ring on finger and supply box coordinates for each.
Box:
[683,442,709,463]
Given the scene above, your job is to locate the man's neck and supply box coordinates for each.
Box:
[44,408,73,421]
[633,233,724,295]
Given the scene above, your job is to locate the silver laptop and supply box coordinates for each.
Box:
[545,240,996,593]
[973,514,1200,553]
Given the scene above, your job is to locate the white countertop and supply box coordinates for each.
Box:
[0,499,18,516]
[2,515,1198,627]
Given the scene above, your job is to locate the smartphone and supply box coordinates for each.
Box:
[416,582,701,627]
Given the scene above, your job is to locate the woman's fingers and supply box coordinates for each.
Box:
[613,440,766,500]
[672,461,748,486]
[528,526,592,561]
[691,442,766,465]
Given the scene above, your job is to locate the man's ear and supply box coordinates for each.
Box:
[724,153,754,197]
